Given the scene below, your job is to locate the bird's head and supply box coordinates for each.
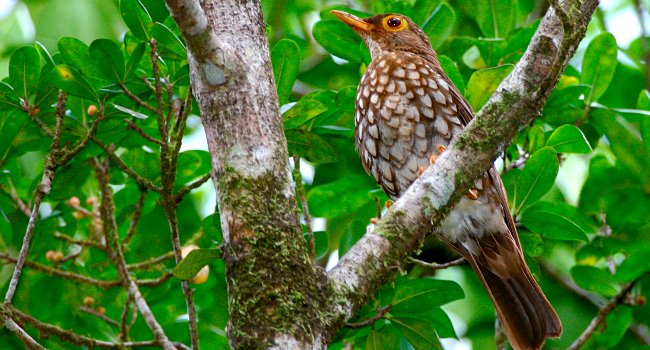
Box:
[331,11,434,59]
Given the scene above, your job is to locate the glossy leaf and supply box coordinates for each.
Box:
[283,99,328,129]
[285,129,338,164]
[582,33,618,103]
[472,0,517,38]
[150,23,186,59]
[519,230,544,257]
[521,201,592,241]
[90,39,125,83]
[272,39,301,106]
[313,20,362,62]
[617,247,650,282]
[595,307,632,348]
[51,65,98,101]
[365,326,402,350]
[591,109,650,191]
[513,147,559,213]
[172,248,221,280]
[422,3,455,49]
[545,125,592,154]
[202,212,223,244]
[120,0,152,41]
[57,37,106,86]
[465,65,513,110]
[390,278,464,313]
[307,176,376,218]
[571,265,619,297]
[9,46,41,98]
[390,316,442,350]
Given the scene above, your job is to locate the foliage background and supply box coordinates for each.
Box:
[0,0,649,349]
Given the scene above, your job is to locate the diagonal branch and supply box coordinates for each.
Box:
[326,0,598,329]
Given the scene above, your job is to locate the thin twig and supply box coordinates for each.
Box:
[409,257,466,270]
[125,119,164,146]
[92,158,176,350]
[174,173,211,204]
[79,306,121,327]
[54,231,105,249]
[346,304,392,329]
[119,83,157,114]
[6,178,31,216]
[119,296,133,342]
[292,155,315,260]
[8,305,189,349]
[568,281,638,350]
[127,251,175,270]
[123,190,147,246]
[91,137,161,192]
[4,316,45,350]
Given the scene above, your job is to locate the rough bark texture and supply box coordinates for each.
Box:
[166,0,332,348]
[167,0,598,348]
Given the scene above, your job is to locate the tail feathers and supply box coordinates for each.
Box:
[454,232,562,350]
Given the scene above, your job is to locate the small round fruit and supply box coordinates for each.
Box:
[45,250,57,262]
[181,244,210,284]
[83,296,95,307]
[87,105,98,116]
[68,197,81,207]
[86,197,97,206]
[96,306,106,315]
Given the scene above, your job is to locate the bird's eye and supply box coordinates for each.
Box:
[386,17,401,28]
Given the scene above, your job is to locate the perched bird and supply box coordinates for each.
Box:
[332,10,562,350]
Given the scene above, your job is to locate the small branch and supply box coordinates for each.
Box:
[6,178,31,216]
[79,306,121,327]
[568,281,638,350]
[119,83,157,114]
[127,251,175,270]
[123,190,147,246]
[54,231,105,249]
[7,305,189,349]
[409,257,466,270]
[91,137,161,192]
[57,104,105,165]
[119,296,134,342]
[4,316,45,350]
[125,119,164,146]
[293,155,315,260]
[346,304,392,329]
[174,173,211,204]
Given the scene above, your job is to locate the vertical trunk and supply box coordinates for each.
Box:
[167,0,333,348]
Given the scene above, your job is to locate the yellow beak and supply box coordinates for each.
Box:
[330,10,372,32]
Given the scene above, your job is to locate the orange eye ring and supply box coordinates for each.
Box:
[382,16,408,31]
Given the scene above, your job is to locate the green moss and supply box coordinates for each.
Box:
[218,166,335,348]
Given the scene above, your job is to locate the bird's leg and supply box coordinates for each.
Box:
[420,144,480,200]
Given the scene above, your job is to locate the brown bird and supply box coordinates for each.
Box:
[332,10,562,350]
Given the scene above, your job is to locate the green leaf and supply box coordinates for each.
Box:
[438,55,465,94]
[582,33,618,103]
[571,265,620,297]
[89,39,125,83]
[285,129,337,164]
[545,125,592,154]
[313,20,362,62]
[51,65,98,101]
[9,46,41,98]
[126,42,147,78]
[172,248,221,280]
[150,23,187,59]
[472,0,517,38]
[365,326,402,350]
[120,0,152,41]
[202,212,223,244]
[308,176,376,218]
[521,201,592,241]
[390,278,464,313]
[527,125,546,154]
[422,4,455,49]
[595,307,632,348]
[591,109,650,191]
[57,37,106,87]
[176,150,211,184]
[513,147,558,213]
[465,65,513,111]
[283,99,328,129]
[519,230,544,257]
[339,220,367,257]
[271,39,300,106]
[617,246,650,282]
[390,317,442,350]
[412,0,442,24]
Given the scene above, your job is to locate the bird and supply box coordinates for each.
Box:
[331,10,562,350]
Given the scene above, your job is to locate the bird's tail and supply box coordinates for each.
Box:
[449,232,562,350]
